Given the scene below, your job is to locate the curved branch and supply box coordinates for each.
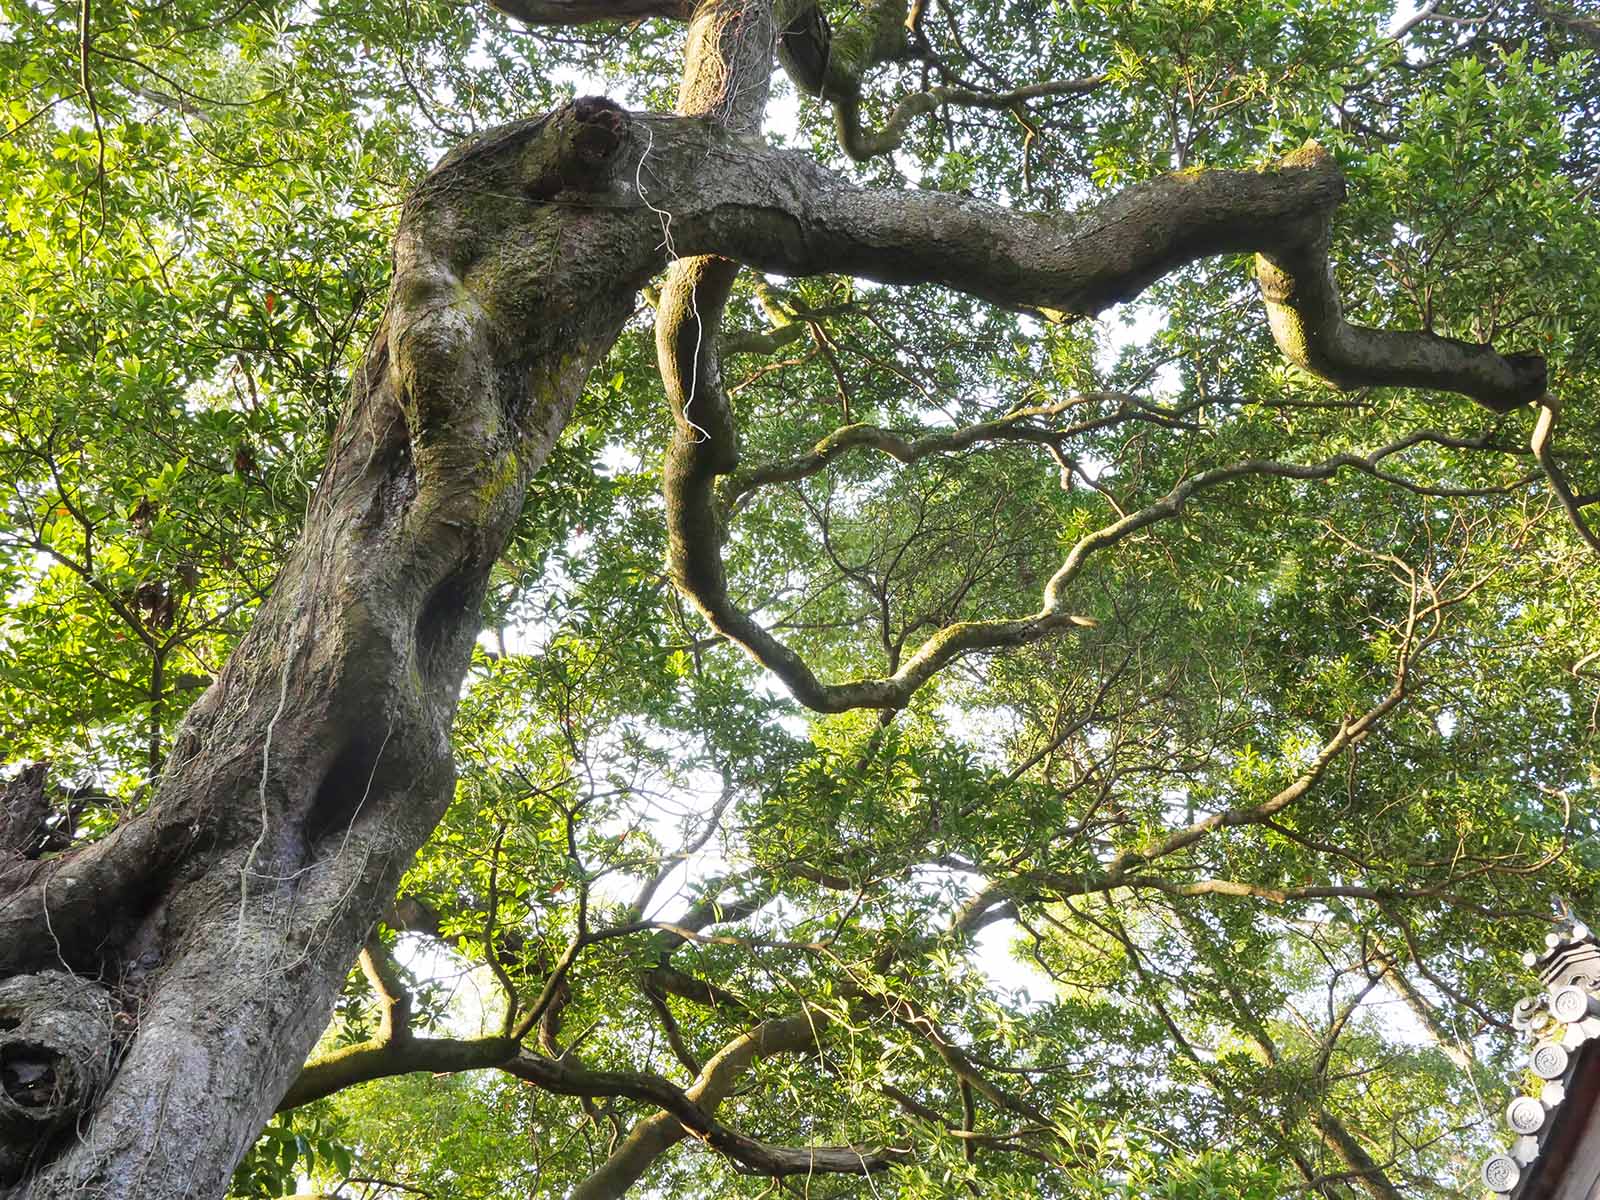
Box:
[720,393,1192,508]
[722,297,864,356]
[643,129,1542,714]
[1531,395,1600,556]
[486,0,692,25]
[280,1022,902,1184]
[648,127,1545,408]
[279,1036,521,1110]
[834,74,1106,163]
[508,1039,906,1178]
[671,422,1487,712]
[1252,151,1544,414]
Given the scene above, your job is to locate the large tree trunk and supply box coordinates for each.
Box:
[1,98,653,1199]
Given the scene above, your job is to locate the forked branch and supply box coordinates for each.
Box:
[646,127,1545,713]
[667,418,1514,712]
[279,1014,899,1189]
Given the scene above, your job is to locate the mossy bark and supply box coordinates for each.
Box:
[1,97,648,1200]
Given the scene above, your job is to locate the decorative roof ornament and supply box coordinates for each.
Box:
[1481,907,1600,1196]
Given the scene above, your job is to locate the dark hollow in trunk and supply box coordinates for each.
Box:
[0,973,119,1185]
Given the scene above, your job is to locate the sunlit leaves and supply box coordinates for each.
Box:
[4,0,1598,1196]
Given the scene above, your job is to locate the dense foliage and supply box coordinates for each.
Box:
[2,0,1597,1195]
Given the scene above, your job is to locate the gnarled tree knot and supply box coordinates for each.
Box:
[571,96,626,164]
[526,96,629,198]
[0,971,120,1184]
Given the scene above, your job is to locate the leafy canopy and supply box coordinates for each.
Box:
[2,0,1597,1196]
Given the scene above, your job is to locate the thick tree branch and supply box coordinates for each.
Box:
[1252,151,1544,414]
[1372,948,1473,1072]
[13,93,655,1197]
[1311,1111,1406,1200]
[0,809,188,974]
[280,1036,521,1110]
[635,127,1544,407]
[281,1019,902,1185]
[508,1043,902,1180]
[622,120,1549,711]
[487,0,692,24]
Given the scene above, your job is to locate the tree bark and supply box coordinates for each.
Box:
[3,97,649,1200]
